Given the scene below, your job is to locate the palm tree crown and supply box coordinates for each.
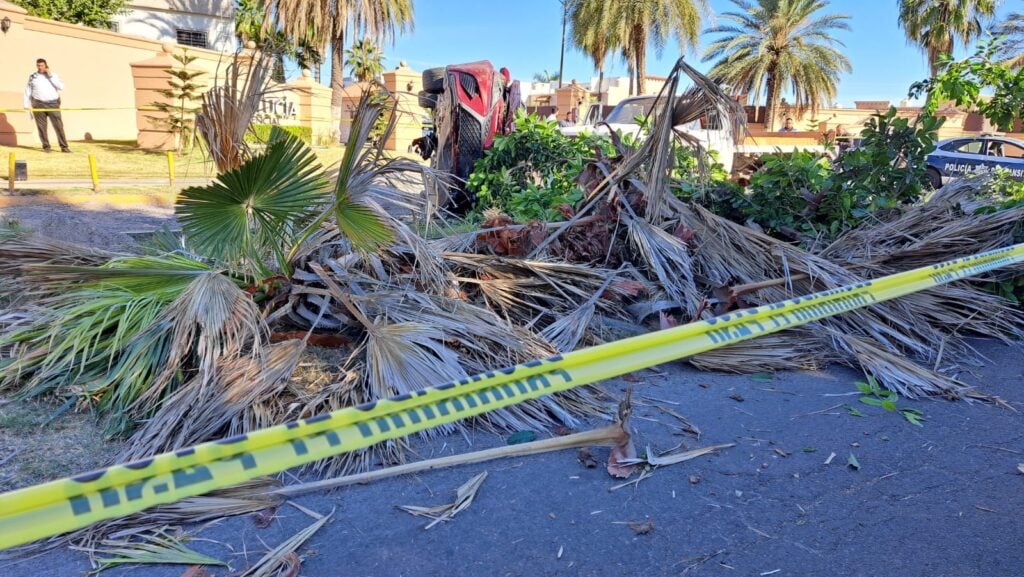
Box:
[571,0,708,96]
[346,38,386,82]
[263,0,414,108]
[703,0,851,131]
[898,0,998,76]
[569,0,619,98]
[993,11,1024,68]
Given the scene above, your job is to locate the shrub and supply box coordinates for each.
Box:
[467,113,606,222]
[246,124,313,144]
[737,107,943,242]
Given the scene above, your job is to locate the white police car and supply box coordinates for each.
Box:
[925,135,1024,189]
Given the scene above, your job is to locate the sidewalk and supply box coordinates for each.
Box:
[4,177,212,189]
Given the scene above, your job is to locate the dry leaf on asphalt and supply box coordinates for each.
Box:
[240,505,332,577]
[628,520,655,535]
[620,443,735,467]
[578,448,598,468]
[398,472,488,529]
[180,567,213,577]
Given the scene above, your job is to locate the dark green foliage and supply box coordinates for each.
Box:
[246,123,314,144]
[910,37,1024,132]
[739,107,942,241]
[467,113,611,222]
[832,108,942,209]
[11,0,126,27]
[975,169,1024,304]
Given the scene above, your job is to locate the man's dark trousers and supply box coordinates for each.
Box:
[31,98,68,151]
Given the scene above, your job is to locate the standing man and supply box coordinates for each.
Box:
[778,117,796,132]
[24,58,70,153]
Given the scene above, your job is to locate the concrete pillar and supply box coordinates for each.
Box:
[130,42,180,150]
[555,80,589,124]
[381,61,424,153]
[289,69,333,145]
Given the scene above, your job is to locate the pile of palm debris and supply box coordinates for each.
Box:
[1,58,1022,486]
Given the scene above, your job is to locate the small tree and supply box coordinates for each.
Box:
[149,50,206,152]
[910,37,1024,132]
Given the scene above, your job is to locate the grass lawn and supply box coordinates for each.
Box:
[1,140,351,181]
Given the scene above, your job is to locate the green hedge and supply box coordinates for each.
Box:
[245,124,313,144]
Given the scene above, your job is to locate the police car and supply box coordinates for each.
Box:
[925,135,1024,189]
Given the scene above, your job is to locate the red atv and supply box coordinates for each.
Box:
[416,61,521,214]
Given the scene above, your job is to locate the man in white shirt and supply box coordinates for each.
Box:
[546,106,559,123]
[24,58,69,153]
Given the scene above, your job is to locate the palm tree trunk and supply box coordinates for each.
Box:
[634,27,646,95]
[597,65,605,104]
[765,71,780,131]
[558,0,567,89]
[331,39,346,108]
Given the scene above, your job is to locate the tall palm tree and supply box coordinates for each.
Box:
[263,0,413,109]
[346,38,386,82]
[569,0,619,100]
[898,0,999,77]
[620,0,710,95]
[993,11,1024,68]
[703,0,851,131]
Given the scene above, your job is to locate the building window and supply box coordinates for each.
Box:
[176,29,208,48]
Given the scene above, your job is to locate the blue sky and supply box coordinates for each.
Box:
[310,0,1021,105]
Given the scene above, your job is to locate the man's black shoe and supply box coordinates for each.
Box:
[61,148,71,153]
[43,148,52,153]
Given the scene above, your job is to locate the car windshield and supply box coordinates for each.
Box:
[605,99,655,124]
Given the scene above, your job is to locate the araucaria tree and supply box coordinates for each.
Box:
[703,0,851,131]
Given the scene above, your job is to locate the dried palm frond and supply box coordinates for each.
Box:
[124,272,267,412]
[195,48,273,172]
[120,340,304,461]
[239,504,332,577]
[689,330,834,373]
[542,266,626,352]
[624,213,699,315]
[398,472,487,529]
[73,526,227,573]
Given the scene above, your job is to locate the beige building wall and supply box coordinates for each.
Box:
[0,0,227,147]
[114,0,237,52]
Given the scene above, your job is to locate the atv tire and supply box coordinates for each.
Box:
[422,67,446,94]
[418,91,437,109]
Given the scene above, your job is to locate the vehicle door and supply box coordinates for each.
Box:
[985,139,1024,180]
[935,138,989,178]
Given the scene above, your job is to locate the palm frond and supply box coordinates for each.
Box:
[178,128,331,277]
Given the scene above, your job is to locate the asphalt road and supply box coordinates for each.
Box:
[3,339,1022,577]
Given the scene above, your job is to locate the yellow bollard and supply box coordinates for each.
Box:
[7,152,13,194]
[88,154,100,192]
[166,150,175,187]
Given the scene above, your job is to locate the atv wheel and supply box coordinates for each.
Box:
[418,91,437,109]
[422,67,446,94]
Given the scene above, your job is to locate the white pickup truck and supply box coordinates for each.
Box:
[559,96,826,175]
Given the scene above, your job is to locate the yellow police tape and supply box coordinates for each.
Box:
[1,243,1023,549]
[4,106,337,123]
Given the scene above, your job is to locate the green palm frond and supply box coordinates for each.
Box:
[702,0,850,126]
[898,0,998,75]
[177,127,331,277]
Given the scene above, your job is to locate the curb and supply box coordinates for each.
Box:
[0,192,177,209]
